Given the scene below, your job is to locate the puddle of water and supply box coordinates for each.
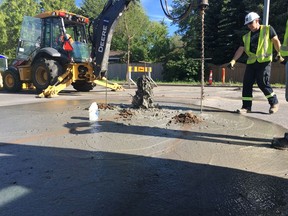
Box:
[89,122,101,133]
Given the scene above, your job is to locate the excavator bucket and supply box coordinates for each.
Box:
[38,85,59,98]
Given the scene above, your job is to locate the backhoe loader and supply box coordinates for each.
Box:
[2,0,132,97]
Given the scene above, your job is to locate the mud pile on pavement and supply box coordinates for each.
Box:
[115,107,164,122]
[98,103,116,110]
[118,109,134,119]
[170,112,203,124]
[97,103,203,126]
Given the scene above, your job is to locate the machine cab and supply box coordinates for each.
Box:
[16,11,91,63]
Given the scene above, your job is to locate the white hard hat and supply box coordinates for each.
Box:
[244,12,260,25]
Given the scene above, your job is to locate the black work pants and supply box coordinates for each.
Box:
[242,61,278,109]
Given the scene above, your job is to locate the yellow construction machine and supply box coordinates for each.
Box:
[2,1,132,97]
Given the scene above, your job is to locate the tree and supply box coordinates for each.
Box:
[0,11,7,50]
[110,2,149,81]
[0,0,39,58]
[267,0,288,42]
[113,2,149,58]
[159,0,203,81]
[204,0,244,64]
[79,0,106,19]
[111,3,170,63]
[162,35,200,82]
[144,21,170,62]
[39,0,78,13]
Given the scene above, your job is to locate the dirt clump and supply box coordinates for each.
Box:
[118,109,135,120]
[169,112,203,125]
[98,103,116,110]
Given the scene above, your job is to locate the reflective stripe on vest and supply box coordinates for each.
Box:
[243,25,273,64]
[280,20,288,57]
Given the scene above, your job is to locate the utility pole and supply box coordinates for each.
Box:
[263,0,270,25]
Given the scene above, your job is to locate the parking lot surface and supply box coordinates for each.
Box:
[0,85,287,216]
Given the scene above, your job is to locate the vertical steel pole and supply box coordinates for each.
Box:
[263,0,270,25]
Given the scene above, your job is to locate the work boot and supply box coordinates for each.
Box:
[271,133,288,150]
[236,108,251,114]
[269,103,279,114]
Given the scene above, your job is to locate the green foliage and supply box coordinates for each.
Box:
[162,35,200,82]
[0,0,39,58]
[39,0,78,13]
[112,2,149,63]
[163,55,201,82]
[268,0,288,42]
[144,21,170,62]
[204,0,242,64]
[111,3,170,63]
[79,0,106,19]
[0,11,7,47]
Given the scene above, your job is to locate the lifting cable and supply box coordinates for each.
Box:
[159,0,196,22]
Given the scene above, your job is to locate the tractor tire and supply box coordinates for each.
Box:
[72,80,95,92]
[32,58,63,92]
[2,69,22,92]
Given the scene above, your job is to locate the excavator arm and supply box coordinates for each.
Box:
[90,0,133,78]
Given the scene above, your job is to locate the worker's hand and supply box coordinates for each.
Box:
[275,53,284,63]
[227,59,236,70]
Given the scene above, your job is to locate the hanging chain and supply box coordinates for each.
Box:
[200,9,205,113]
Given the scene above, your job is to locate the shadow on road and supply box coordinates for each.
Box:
[64,119,272,148]
[0,142,287,216]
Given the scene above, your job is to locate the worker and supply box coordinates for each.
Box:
[271,19,288,150]
[227,12,282,114]
[281,20,288,101]
[58,33,74,45]
[56,33,74,52]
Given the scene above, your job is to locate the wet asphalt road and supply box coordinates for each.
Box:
[0,85,288,216]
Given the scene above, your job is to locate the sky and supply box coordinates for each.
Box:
[141,0,178,35]
[75,0,178,35]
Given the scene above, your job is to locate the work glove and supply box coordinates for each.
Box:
[275,52,285,63]
[227,59,236,70]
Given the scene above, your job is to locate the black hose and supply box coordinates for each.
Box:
[159,0,195,21]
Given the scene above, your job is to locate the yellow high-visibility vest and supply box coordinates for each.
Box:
[280,20,288,57]
[243,25,273,64]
